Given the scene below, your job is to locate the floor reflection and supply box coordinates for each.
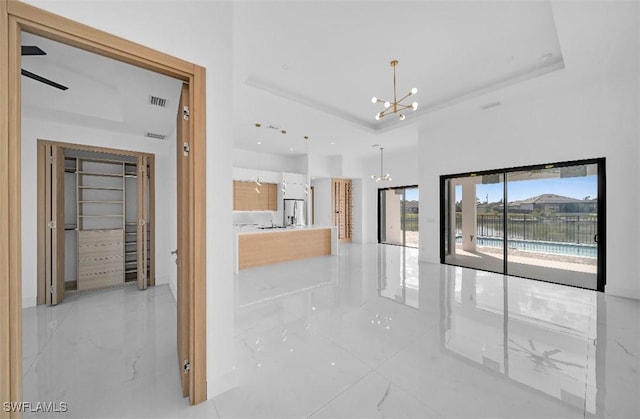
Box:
[228,243,637,418]
[377,245,420,309]
[442,266,601,414]
[21,243,638,418]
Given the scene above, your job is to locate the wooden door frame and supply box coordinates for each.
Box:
[36,140,157,303]
[0,0,208,414]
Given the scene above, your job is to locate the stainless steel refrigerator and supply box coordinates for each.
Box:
[283,199,306,226]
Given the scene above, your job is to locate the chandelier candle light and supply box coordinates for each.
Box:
[371,60,418,121]
[372,147,391,182]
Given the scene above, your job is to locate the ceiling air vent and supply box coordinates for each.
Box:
[145,132,166,140]
[149,95,167,108]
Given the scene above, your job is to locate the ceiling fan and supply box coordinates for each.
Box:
[21,45,69,91]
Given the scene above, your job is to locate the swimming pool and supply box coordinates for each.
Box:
[455,236,597,258]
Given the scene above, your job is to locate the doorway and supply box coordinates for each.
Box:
[1,1,207,409]
[37,141,156,305]
[332,178,353,243]
[378,185,419,248]
[440,158,605,291]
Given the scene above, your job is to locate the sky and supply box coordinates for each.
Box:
[405,188,419,201]
[394,174,597,203]
[455,175,598,203]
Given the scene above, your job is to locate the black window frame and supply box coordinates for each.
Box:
[377,184,419,248]
[439,158,606,292]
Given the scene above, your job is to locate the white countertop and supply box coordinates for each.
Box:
[234,225,335,235]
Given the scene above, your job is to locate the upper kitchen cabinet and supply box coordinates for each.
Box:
[233,181,277,211]
[282,172,307,200]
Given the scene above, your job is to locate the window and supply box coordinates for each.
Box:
[440,159,605,291]
[378,186,419,248]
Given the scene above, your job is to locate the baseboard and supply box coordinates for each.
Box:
[22,296,37,308]
[605,285,640,301]
[207,368,238,399]
[155,273,169,285]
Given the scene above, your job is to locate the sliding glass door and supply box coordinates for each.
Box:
[441,159,605,291]
[443,173,505,273]
[505,163,599,289]
[379,186,419,248]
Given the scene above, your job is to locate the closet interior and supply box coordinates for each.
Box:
[40,142,155,304]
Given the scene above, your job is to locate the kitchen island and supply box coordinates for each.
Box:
[235,225,338,272]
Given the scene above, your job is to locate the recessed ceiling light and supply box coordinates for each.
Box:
[257,141,261,145]
[282,64,289,70]
[330,142,335,145]
[289,148,294,151]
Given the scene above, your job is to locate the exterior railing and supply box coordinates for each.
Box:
[455,213,597,245]
[402,216,419,232]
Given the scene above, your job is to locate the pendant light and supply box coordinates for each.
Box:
[371,147,391,182]
[304,136,310,195]
[254,123,262,193]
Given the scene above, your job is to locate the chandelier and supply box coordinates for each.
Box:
[371,60,418,121]
[371,147,391,182]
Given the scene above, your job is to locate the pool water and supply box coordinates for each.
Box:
[455,236,597,258]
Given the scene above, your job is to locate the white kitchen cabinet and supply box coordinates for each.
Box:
[233,167,281,184]
[282,172,307,200]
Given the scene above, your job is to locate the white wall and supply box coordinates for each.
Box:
[418,75,640,299]
[351,178,363,242]
[21,116,174,307]
[311,178,333,228]
[23,0,236,398]
[233,147,305,173]
[309,154,333,179]
[330,155,344,177]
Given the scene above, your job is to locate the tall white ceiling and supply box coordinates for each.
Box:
[19,1,639,160]
[232,1,567,157]
[21,32,183,142]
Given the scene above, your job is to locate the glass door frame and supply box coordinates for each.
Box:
[377,184,419,248]
[439,158,606,292]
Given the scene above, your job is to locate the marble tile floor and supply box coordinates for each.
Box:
[22,243,640,418]
[21,283,212,418]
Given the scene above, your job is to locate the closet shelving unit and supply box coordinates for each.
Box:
[74,157,126,291]
[123,161,151,284]
[61,155,151,291]
[124,162,137,282]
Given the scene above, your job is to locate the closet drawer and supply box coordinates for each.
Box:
[77,229,124,290]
